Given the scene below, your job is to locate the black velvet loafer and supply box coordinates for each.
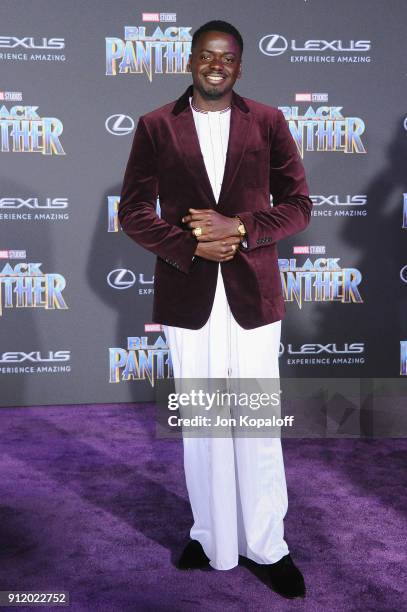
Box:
[267,554,306,598]
[177,539,210,570]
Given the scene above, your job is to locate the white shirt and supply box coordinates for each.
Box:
[189,98,247,250]
[189,96,230,203]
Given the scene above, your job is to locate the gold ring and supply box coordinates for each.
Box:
[192,227,202,237]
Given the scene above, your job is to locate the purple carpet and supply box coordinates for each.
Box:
[0,403,406,611]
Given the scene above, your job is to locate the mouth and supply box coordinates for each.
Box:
[204,74,226,85]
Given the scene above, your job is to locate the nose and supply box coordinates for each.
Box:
[208,56,223,71]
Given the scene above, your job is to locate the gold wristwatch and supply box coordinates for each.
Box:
[235,216,247,237]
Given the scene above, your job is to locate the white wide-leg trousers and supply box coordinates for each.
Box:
[163,267,289,570]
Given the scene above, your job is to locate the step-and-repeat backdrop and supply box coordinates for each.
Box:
[1,0,406,407]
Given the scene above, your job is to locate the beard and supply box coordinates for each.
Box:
[194,77,230,100]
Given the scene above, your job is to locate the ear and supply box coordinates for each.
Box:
[186,54,192,72]
[237,61,242,79]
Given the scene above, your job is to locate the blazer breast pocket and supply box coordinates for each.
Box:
[240,146,269,188]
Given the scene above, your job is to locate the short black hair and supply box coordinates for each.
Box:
[192,20,243,55]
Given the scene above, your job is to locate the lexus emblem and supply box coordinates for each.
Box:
[107,269,136,289]
[105,114,135,136]
[259,34,289,57]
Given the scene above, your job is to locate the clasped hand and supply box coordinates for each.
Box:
[182,208,241,263]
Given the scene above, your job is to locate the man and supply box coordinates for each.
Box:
[119,20,312,599]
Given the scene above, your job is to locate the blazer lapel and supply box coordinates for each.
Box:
[172,86,252,207]
[173,106,217,206]
[218,101,251,203]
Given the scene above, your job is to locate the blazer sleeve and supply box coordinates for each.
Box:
[236,109,313,251]
[118,117,197,274]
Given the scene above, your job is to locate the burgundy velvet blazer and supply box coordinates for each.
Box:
[118,85,312,330]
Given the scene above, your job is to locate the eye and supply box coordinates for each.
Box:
[224,57,235,63]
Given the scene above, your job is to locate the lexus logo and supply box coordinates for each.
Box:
[259,34,288,57]
[105,114,135,136]
[400,265,407,284]
[107,269,136,289]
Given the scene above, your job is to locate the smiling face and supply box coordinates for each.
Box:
[187,30,242,106]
